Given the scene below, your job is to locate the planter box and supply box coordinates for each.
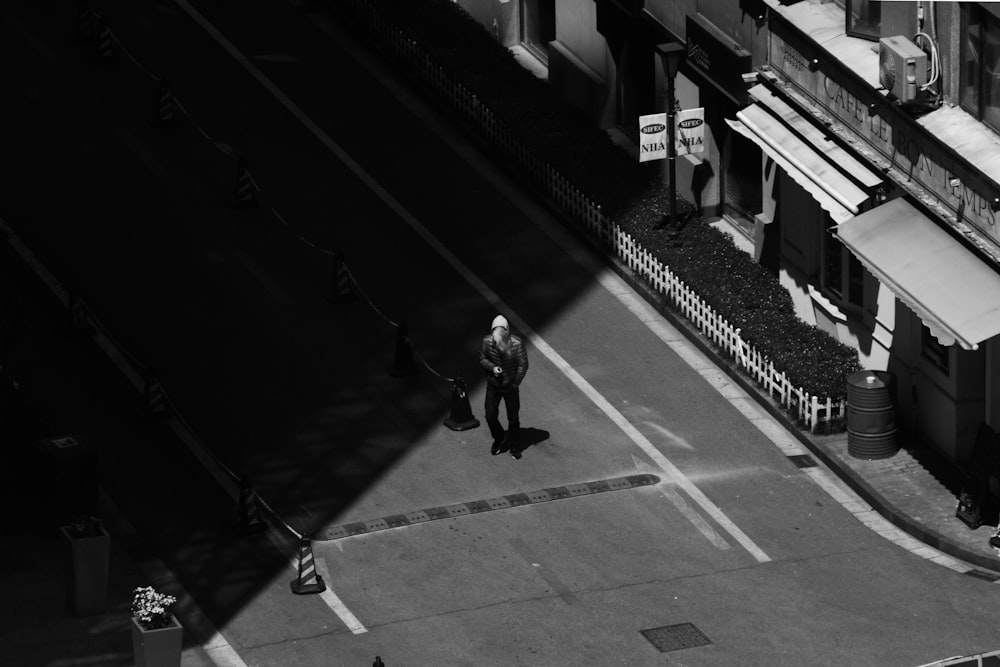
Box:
[59,525,109,616]
[131,615,183,667]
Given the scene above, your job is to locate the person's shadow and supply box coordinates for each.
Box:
[515,427,549,455]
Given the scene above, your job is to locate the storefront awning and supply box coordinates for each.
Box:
[835,197,1000,350]
[725,85,883,224]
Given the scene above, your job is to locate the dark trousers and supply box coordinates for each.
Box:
[485,383,520,445]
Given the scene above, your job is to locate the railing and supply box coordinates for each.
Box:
[336,0,847,432]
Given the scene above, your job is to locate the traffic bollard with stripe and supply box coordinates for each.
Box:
[290,537,326,595]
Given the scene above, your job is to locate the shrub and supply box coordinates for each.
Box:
[341,0,861,400]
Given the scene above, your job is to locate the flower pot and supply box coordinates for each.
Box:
[131,615,183,667]
[59,524,109,616]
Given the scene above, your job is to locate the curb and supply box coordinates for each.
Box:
[598,249,1000,576]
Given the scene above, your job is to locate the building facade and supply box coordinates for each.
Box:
[455,0,1000,464]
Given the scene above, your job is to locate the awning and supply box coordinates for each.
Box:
[835,197,1000,350]
[725,85,883,224]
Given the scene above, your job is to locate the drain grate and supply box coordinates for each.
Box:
[965,569,1000,582]
[640,622,712,653]
[787,454,818,468]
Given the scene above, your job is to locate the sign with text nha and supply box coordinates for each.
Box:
[638,113,667,162]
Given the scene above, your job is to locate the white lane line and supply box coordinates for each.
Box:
[232,250,294,305]
[115,127,169,178]
[3,215,347,652]
[170,0,770,565]
[297,550,368,634]
[299,10,986,576]
[643,421,696,450]
[662,487,731,551]
[104,486,250,667]
[8,16,56,62]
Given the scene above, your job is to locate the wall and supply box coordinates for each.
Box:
[644,0,694,39]
[455,0,517,46]
[547,0,607,123]
[555,0,602,72]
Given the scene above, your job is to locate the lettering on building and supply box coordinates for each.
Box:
[687,42,711,71]
[770,33,1000,236]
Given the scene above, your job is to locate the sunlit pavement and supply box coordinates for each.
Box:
[5,1,1000,666]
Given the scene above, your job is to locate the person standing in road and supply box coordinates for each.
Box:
[479,314,529,459]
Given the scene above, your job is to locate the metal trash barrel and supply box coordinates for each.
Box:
[847,371,898,459]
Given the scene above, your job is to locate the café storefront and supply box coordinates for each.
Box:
[733,13,1000,462]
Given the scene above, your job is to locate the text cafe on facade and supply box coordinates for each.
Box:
[729,10,1000,463]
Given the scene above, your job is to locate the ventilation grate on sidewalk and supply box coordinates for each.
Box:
[640,622,712,652]
[319,474,660,540]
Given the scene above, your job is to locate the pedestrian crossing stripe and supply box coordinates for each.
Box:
[319,474,660,541]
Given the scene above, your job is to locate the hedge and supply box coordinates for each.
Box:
[339,0,862,399]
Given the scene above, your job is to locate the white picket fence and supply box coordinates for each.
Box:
[338,0,847,432]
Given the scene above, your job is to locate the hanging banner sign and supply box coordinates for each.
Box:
[638,113,668,162]
[675,108,705,155]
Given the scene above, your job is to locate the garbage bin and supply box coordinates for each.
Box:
[33,435,98,526]
[846,371,898,459]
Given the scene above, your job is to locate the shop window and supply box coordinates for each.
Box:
[922,325,951,375]
[722,127,762,235]
[614,41,654,144]
[961,5,1000,133]
[520,0,555,64]
[846,0,881,42]
[822,228,864,309]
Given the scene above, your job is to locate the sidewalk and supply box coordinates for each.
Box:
[311,0,1000,580]
[611,256,1000,578]
[0,237,234,667]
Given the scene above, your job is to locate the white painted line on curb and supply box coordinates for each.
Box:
[5,212,363,631]
[300,8,990,576]
[104,491,249,667]
[1,217,251,666]
[172,0,771,565]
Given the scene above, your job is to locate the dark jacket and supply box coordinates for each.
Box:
[479,334,528,388]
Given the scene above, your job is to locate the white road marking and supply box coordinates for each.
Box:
[305,12,986,576]
[312,555,368,634]
[233,250,294,305]
[301,9,986,575]
[115,127,168,178]
[662,487,731,551]
[643,421,696,450]
[103,489,250,667]
[172,0,771,565]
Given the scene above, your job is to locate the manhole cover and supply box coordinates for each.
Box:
[640,622,712,652]
[787,454,818,468]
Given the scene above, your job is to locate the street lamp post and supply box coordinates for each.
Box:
[655,42,686,234]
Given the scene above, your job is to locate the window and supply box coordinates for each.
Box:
[846,0,881,41]
[520,0,555,64]
[823,228,865,308]
[722,117,763,235]
[922,325,950,374]
[961,5,1000,133]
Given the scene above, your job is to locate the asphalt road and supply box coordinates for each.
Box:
[3,0,1000,665]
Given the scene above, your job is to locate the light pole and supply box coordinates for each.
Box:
[655,42,686,233]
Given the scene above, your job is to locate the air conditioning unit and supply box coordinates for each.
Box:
[879,36,927,103]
